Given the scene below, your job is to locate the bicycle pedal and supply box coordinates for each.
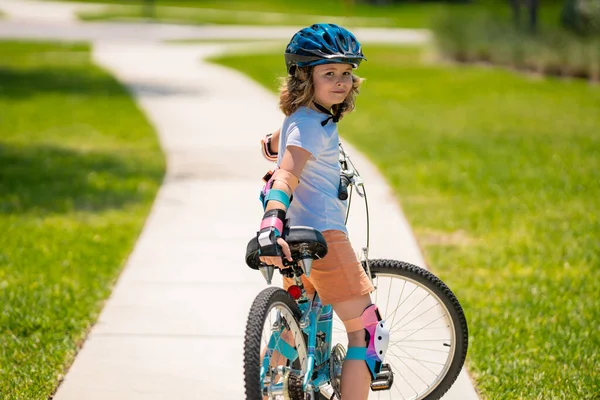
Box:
[370,363,394,391]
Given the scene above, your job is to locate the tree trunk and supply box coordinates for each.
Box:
[510,0,522,28]
[527,0,539,33]
[562,0,582,33]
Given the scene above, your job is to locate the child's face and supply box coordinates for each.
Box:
[312,63,353,109]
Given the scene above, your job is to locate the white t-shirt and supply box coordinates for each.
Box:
[277,106,348,235]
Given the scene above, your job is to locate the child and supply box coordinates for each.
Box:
[257,24,389,399]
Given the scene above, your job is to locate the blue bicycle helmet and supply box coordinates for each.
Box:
[285,23,366,75]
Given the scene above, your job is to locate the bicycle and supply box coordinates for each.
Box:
[244,144,468,400]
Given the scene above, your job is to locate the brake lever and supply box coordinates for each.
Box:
[352,175,365,197]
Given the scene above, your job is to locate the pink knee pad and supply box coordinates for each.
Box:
[344,304,390,380]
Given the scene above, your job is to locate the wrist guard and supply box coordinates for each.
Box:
[261,134,278,162]
[257,208,288,257]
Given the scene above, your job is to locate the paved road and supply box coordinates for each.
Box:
[0,1,477,399]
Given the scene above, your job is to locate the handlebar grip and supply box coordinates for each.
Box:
[338,175,351,200]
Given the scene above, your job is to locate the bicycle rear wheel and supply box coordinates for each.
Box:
[332,259,468,400]
[244,287,308,400]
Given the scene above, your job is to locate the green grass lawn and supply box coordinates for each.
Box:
[71,0,441,28]
[209,46,600,398]
[0,41,164,398]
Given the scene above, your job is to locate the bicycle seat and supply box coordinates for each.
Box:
[245,226,328,270]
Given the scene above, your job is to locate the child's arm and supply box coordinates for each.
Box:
[265,144,308,212]
[259,145,311,269]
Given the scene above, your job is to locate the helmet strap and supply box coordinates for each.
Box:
[313,101,341,126]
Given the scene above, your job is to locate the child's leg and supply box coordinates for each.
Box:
[300,230,386,398]
[331,294,373,400]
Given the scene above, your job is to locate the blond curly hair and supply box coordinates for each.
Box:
[278,66,363,119]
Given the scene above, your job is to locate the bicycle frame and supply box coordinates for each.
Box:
[259,267,335,398]
[297,291,333,394]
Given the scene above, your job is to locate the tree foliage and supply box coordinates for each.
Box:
[562,0,600,35]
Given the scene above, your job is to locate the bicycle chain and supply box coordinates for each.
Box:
[284,371,305,400]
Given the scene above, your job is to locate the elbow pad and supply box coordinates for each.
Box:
[259,169,300,210]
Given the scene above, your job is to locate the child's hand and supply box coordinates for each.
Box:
[260,237,293,269]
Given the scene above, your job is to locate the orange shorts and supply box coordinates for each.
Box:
[282,230,374,305]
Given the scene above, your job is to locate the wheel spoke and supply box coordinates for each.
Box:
[395,314,447,342]
[389,344,451,354]
[391,302,443,335]
[388,292,431,333]
[392,377,406,400]
[384,276,392,321]
[386,278,410,327]
[392,325,449,333]
[387,353,420,397]
[394,344,445,376]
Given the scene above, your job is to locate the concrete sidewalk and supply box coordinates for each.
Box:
[0,1,478,399]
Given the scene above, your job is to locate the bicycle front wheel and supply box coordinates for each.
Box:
[332,259,468,400]
[244,287,308,400]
